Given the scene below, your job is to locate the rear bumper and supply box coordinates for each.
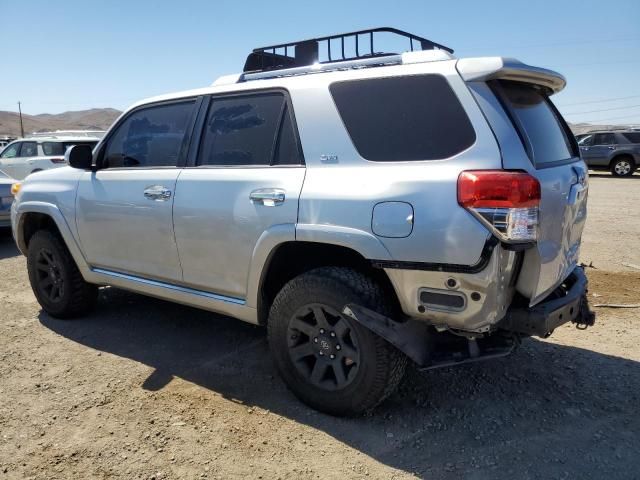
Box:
[499,266,592,337]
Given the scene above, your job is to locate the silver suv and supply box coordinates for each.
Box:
[11,29,594,415]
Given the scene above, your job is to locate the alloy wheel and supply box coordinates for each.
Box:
[287,303,361,391]
[614,160,632,176]
[34,248,65,302]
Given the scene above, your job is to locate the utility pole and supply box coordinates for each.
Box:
[17,101,25,138]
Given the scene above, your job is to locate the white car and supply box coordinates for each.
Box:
[0,137,99,180]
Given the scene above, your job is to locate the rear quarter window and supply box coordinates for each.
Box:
[494,81,577,167]
[622,132,640,144]
[330,75,476,162]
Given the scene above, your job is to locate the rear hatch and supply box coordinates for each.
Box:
[458,58,588,305]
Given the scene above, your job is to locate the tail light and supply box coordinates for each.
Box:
[458,170,540,243]
[50,157,66,164]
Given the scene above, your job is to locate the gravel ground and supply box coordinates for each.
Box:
[0,174,639,480]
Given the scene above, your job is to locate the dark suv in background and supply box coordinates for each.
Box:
[578,131,640,177]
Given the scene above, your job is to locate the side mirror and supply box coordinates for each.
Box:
[66,144,94,170]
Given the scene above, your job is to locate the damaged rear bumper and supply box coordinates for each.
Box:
[342,267,594,370]
[499,266,594,337]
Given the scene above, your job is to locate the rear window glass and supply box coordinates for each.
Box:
[622,132,640,143]
[497,81,576,166]
[42,141,97,156]
[330,75,476,162]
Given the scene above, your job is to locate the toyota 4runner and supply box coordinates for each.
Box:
[11,28,594,415]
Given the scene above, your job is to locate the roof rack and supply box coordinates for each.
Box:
[243,27,453,74]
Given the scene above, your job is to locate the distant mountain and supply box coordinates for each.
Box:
[569,122,639,135]
[0,108,121,137]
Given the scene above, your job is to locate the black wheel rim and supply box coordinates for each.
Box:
[287,303,361,391]
[34,248,65,303]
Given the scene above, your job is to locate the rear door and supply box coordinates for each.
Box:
[492,80,588,305]
[173,91,305,300]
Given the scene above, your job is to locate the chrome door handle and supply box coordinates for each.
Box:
[607,146,616,150]
[144,185,172,201]
[249,188,285,206]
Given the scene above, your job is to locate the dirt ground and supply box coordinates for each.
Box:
[0,173,639,480]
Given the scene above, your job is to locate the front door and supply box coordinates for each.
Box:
[0,141,38,179]
[580,132,615,167]
[76,99,197,282]
[173,92,305,299]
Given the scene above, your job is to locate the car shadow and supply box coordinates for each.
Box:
[39,288,640,478]
[0,227,19,259]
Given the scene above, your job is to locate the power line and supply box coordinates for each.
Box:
[581,112,640,123]
[557,95,640,107]
[563,104,640,116]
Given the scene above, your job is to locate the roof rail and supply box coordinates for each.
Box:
[243,27,453,74]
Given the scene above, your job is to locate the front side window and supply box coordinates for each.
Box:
[0,142,20,158]
[20,142,38,157]
[593,133,615,146]
[102,101,195,168]
[198,93,301,166]
[330,75,476,162]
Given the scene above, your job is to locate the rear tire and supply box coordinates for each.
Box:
[267,267,406,416]
[610,156,635,177]
[27,230,98,319]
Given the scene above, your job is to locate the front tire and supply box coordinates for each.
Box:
[267,267,406,416]
[27,230,98,319]
[610,157,635,177]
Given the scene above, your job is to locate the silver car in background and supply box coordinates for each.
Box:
[0,136,99,180]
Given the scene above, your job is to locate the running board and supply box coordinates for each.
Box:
[91,268,245,305]
[86,267,257,324]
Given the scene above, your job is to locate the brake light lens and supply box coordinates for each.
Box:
[458,170,541,242]
[50,157,66,164]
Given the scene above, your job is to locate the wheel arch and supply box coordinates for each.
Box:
[15,202,90,276]
[254,240,400,326]
[609,152,636,168]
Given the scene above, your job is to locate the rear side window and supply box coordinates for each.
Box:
[593,133,615,145]
[102,101,195,168]
[197,92,302,166]
[42,141,98,156]
[330,75,476,162]
[621,132,640,144]
[20,142,38,157]
[495,81,577,166]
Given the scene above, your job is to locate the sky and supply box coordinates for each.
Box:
[1,0,639,125]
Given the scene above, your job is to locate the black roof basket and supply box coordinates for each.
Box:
[243,27,453,74]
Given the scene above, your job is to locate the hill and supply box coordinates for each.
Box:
[0,108,121,137]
